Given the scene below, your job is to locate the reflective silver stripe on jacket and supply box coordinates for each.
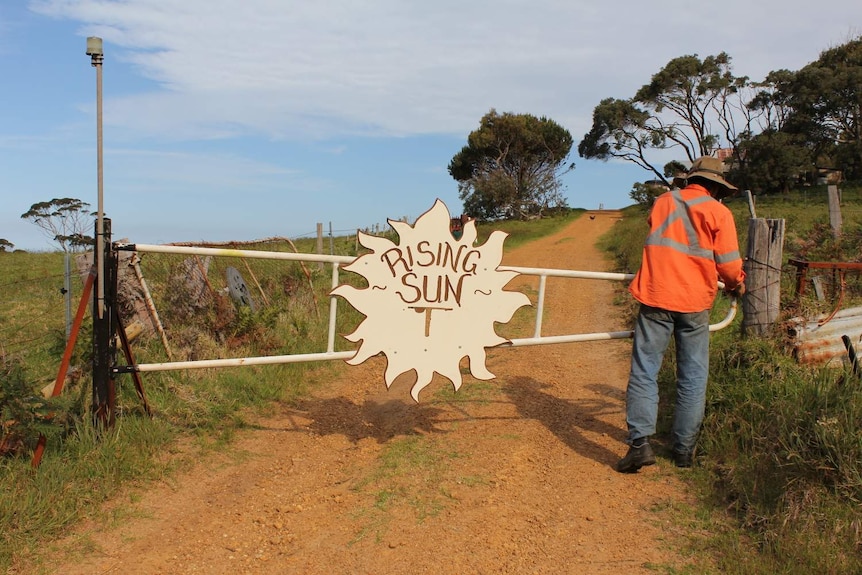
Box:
[645,189,739,262]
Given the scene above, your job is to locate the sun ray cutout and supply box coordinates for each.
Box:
[331,199,530,401]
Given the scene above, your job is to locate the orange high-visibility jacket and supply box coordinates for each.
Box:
[628,184,745,313]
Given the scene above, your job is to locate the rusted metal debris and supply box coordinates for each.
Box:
[789,305,862,366]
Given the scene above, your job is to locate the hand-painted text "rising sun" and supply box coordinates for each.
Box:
[380,241,482,307]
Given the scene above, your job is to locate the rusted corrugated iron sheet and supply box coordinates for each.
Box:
[789,305,862,366]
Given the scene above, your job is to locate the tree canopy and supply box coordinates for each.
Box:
[781,37,862,179]
[579,53,746,186]
[21,198,94,253]
[578,36,862,195]
[577,97,668,183]
[449,110,574,220]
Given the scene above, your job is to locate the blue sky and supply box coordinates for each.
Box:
[1,1,860,251]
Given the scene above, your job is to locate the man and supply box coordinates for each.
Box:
[616,156,746,473]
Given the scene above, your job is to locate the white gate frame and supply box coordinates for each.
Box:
[114,243,737,374]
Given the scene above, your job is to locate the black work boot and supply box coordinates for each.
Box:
[673,450,693,468]
[616,440,656,473]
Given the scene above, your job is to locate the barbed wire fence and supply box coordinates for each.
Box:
[0,269,72,400]
[4,196,861,399]
[0,218,401,390]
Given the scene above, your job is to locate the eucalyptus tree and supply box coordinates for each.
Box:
[579,53,750,185]
[21,198,94,253]
[733,37,862,189]
[449,109,574,221]
[779,36,862,179]
[578,97,670,184]
[727,69,816,192]
[732,129,812,194]
[746,69,797,133]
[633,52,745,160]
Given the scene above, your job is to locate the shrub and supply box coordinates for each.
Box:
[0,356,52,456]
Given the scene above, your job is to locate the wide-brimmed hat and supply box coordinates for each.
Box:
[686,156,738,192]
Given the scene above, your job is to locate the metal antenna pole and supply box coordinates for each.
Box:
[87,37,105,317]
[86,37,116,428]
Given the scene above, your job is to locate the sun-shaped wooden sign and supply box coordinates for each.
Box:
[331,199,530,401]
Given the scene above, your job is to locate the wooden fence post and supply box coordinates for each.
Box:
[742,218,785,336]
[828,184,842,237]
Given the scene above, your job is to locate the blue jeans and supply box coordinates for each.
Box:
[625,304,710,455]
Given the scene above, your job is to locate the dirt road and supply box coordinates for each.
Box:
[43,211,695,574]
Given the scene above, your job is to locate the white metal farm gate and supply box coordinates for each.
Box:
[112,243,737,374]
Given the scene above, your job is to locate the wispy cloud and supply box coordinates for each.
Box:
[31,0,862,142]
[5,0,861,250]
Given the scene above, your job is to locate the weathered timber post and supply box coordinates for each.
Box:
[828,184,842,238]
[744,190,756,218]
[742,218,785,336]
[92,217,117,427]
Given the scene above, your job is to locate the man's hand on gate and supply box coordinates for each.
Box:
[725,282,746,298]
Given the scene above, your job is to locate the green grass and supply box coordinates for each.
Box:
[0,415,180,572]
[0,252,71,386]
[698,336,862,574]
[726,184,862,246]
[474,208,585,249]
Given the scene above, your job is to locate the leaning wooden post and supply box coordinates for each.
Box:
[742,218,785,336]
[744,190,756,218]
[130,253,173,360]
[827,184,842,238]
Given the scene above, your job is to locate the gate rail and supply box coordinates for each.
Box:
[114,243,736,374]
